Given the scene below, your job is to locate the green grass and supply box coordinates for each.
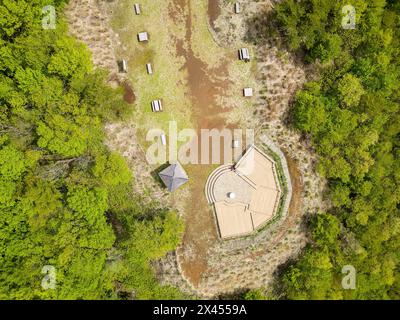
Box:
[110,0,193,150]
[190,0,228,67]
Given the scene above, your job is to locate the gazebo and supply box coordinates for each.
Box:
[158,162,188,192]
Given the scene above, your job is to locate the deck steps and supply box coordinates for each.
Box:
[204,165,232,204]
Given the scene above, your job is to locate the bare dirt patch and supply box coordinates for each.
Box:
[208,0,221,29]
[174,0,236,287]
[284,150,303,221]
[122,81,136,104]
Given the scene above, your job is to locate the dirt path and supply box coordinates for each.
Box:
[174,0,236,287]
[207,0,221,29]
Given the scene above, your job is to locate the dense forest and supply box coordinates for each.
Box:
[0,0,185,299]
[270,0,400,299]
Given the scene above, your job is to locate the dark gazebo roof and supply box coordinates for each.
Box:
[158,162,188,192]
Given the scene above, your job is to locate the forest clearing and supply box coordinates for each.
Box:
[65,0,324,297]
[1,0,399,302]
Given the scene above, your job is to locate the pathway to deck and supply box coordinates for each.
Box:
[174,0,237,287]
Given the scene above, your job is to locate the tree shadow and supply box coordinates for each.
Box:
[242,8,277,46]
[242,7,307,62]
[217,288,251,300]
[150,162,171,189]
[300,212,314,239]
[271,255,300,298]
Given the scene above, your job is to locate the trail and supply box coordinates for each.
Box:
[174,0,235,287]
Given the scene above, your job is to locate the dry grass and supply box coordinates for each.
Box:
[65,0,117,73]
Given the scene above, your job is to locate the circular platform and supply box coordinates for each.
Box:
[204,145,283,239]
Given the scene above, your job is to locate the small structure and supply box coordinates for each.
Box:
[205,145,283,239]
[239,48,250,62]
[228,192,236,199]
[118,59,127,73]
[146,63,153,74]
[160,134,167,146]
[138,31,149,42]
[134,3,141,15]
[158,162,189,192]
[234,3,241,14]
[243,87,253,97]
[151,100,163,112]
[233,140,240,148]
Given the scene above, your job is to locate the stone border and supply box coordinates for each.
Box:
[215,136,292,246]
[205,144,285,240]
[259,134,292,222]
[174,134,293,298]
[204,164,233,204]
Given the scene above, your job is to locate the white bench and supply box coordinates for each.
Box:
[138,32,149,42]
[146,63,153,74]
[151,100,163,112]
[119,59,127,73]
[235,3,241,14]
[160,134,167,146]
[134,4,141,15]
[243,87,253,97]
[239,48,250,61]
